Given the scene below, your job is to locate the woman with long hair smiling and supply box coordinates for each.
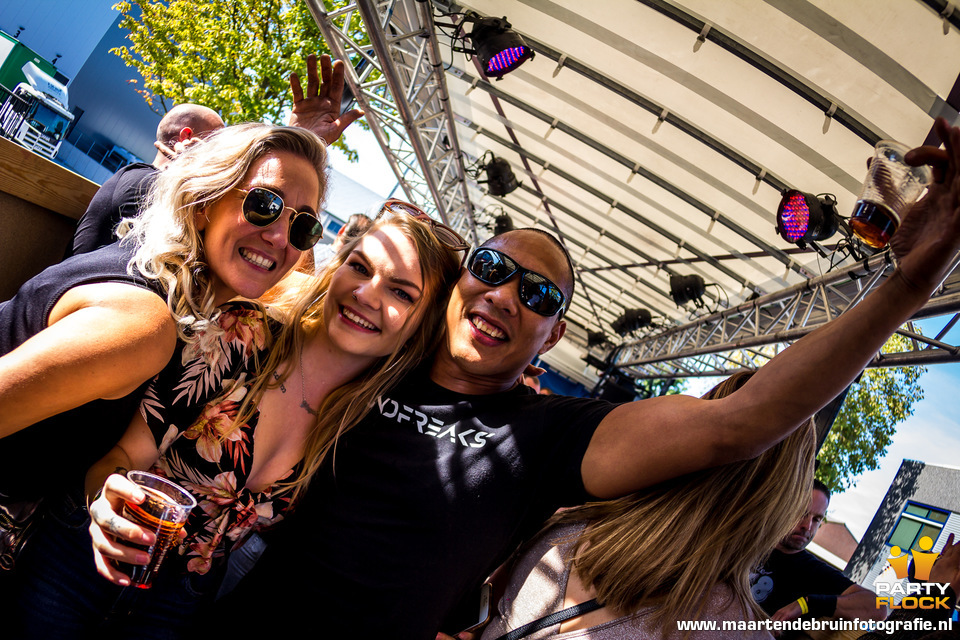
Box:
[13,192,465,637]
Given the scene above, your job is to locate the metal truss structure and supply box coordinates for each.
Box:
[607,253,960,380]
[303,0,479,244]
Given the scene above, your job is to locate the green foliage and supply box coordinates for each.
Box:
[110,0,363,157]
[816,332,925,493]
[634,377,686,400]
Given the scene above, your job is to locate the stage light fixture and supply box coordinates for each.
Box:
[670,274,706,307]
[483,156,519,196]
[587,331,607,348]
[469,16,534,79]
[776,190,839,245]
[611,308,652,337]
[494,213,515,235]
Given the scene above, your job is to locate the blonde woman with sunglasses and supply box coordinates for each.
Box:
[2,121,329,623]
[0,122,328,557]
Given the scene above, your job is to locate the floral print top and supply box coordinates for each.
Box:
[141,301,296,576]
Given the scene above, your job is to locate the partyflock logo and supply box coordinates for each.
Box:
[875,536,951,610]
[886,536,939,581]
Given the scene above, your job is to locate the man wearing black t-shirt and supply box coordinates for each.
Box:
[65,103,225,257]
[216,119,960,640]
[752,481,886,627]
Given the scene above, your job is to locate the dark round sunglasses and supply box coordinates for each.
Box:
[236,187,323,251]
[467,247,566,317]
[377,199,470,267]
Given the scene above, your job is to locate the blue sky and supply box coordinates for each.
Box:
[828,359,960,539]
[332,125,959,541]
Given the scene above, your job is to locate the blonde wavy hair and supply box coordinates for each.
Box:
[119,123,329,339]
[554,370,816,630]
[240,211,463,502]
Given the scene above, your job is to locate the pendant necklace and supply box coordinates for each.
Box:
[273,340,319,417]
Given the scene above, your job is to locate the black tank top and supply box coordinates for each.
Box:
[0,242,165,501]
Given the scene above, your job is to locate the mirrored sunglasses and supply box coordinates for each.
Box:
[467,247,566,317]
[237,187,323,251]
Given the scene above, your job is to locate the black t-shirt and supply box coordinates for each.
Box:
[66,162,157,258]
[750,549,854,615]
[216,371,616,639]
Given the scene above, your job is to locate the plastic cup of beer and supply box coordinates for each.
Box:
[120,470,196,589]
[850,140,932,249]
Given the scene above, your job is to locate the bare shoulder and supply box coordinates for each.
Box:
[47,281,178,371]
[50,281,172,328]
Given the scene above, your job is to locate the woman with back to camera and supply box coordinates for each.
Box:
[13,192,465,637]
[477,370,816,640]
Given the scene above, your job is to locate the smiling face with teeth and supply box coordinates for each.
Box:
[199,151,321,305]
[431,230,572,393]
[321,225,427,363]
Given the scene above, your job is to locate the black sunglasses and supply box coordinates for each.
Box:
[377,199,471,267]
[236,187,323,251]
[467,248,566,317]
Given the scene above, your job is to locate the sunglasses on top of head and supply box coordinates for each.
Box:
[467,247,567,317]
[235,187,323,252]
[377,199,470,267]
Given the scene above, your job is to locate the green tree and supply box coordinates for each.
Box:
[111,0,364,158]
[634,377,686,399]
[816,332,925,492]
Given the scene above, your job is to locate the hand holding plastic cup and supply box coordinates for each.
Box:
[850,140,933,249]
[119,470,196,589]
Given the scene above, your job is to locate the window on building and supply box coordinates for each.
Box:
[887,502,951,552]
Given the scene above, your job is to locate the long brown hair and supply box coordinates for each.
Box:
[554,370,816,628]
[244,212,462,501]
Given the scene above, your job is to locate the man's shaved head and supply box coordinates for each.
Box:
[156,104,224,147]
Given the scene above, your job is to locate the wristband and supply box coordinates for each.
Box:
[796,597,809,615]
[805,594,838,618]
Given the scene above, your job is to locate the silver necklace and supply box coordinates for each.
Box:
[273,340,319,417]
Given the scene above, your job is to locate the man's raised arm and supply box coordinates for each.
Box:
[289,53,364,145]
[583,118,960,499]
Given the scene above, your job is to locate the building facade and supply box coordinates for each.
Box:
[846,460,960,593]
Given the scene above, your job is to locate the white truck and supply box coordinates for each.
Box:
[0,32,74,159]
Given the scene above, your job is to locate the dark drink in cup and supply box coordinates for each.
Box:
[118,471,196,589]
[849,200,899,250]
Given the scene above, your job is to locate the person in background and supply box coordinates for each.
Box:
[477,370,814,640]
[312,212,375,271]
[65,103,225,257]
[520,371,541,394]
[751,481,885,632]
